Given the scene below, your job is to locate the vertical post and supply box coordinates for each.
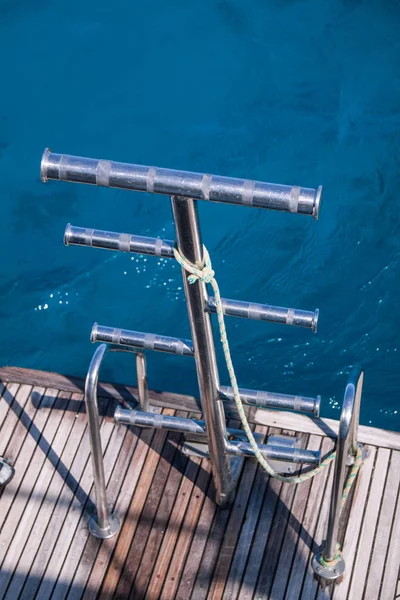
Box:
[85,344,120,538]
[312,368,364,581]
[136,352,149,411]
[171,196,236,505]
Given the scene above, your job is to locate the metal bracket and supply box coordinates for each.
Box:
[311,552,345,583]
[0,458,14,487]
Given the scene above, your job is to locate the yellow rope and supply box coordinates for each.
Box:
[173,244,362,492]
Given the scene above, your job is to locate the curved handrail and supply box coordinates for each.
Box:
[85,344,120,538]
[324,366,364,562]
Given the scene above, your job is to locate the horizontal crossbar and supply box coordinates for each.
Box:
[219,385,320,417]
[114,408,321,465]
[42,149,322,218]
[91,324,194,356]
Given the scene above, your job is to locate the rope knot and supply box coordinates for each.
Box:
[188,265,215,284]
[173,245,215,285]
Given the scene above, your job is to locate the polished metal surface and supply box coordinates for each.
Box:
[219,385,320,416]
[91,323,194,356]
[84,344,120,538]
[312,553,345,581]
[171,195,236,505]
[207,298,319,332]
[225,439,321,464]
[324,367,364,561]
[135,353,149,411]
[0,458,14,487]
[42,148,322,218]
[115,407,206,434]
[116,408,260,440]
[64,224,175,258]
[311,367,364,580]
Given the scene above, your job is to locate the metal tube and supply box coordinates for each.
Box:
[91,323,194,356]
[324,368,364,561]
[207,297,319,332]
[225,440,321,465]
[114,408,320,465]
[115,408,252,439]
[84,344,120,538]
[219,385,321,417]
[41,149,322,218]
[136,353,149,411]
[64,224,175,258]
[115,407,206,434]
[171,195,235,505]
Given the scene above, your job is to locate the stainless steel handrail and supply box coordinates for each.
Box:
[84,344,120,539]
[42,149,322,218]
[312,366,364,581]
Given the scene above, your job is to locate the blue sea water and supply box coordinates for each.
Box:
[0,0,399,430]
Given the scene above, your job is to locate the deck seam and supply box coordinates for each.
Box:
[54,398,126,599]
[2,392,74,600]
[132,424,191,599]
[31,397,112,600]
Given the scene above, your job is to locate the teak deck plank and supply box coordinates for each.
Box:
[380,450,400,600]
[83,426,156,600]
[284,436,333,600]
[331,445,377,600]
[346,447,391,600]
[1,391,73,599]
[364,450,400,600]
[270,434,322,600]
[0,368,399,600]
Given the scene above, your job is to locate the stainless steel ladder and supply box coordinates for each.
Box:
[41,148,363,584]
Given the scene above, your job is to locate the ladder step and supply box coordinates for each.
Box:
[91,323,194,356]
[64,224,175,258]
[207,298,318,332]
[42,149,322,218]
[114,408,320,465]
[219,385,320,417]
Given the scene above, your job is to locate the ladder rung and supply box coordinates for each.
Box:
[42,149,322,218]
[114,408,320,465]
[207,297,318,332]
[91,323,194,356]
[219,385,320,417]
[64,224,175,258]
[225,440,321,465]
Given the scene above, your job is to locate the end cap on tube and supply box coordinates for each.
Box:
[40,147,51,183]
[312,308,319,333]
[64,223,72,246]
[314,395,321,418]
[313,186,323,220]
[91,322,99,343]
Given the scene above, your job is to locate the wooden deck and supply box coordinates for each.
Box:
[0,366,399,600]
